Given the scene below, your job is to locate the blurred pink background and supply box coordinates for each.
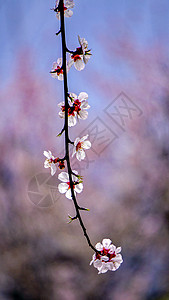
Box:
[0,1,169,299]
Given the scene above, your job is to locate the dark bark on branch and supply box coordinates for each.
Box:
[59,0,97,253]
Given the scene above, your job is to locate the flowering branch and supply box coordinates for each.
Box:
[59,0,96,253]
[43,0,123,274]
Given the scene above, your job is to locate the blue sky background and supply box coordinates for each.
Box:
[1,0,169,85]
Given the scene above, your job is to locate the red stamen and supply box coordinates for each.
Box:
[109,251,116,260]
[103,248,109,256]
[96,253,101,260]
[58,161,65,169]
[71,54,81,62]
[67,182,75,190]
[74,47,83,55]
[61,105,65,112]
[76,142,81,151]
[68,106,76,116]
[54,67,63,75]
[73,100,81,113]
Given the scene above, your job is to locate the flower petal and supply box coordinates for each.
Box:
[57,57,62,66]
[69,92,77,101]
[59,111,65,118]
[65,9,73,17]
[78,92,88,101]
[58,172,69,182]
[44,161,49,168]
[78,110,88,120]
[74,182,83,193]
[68,58,74,70]
[51,163,57,176]
[74,137,80,146]
[98,262,109,274]
[52,62,58,69]
[82,140,91,149]
[102,239,112,249]
[109,244,116,254]
[95,242,103,251]
[68,115,77,127]
[93,259,102,269]
[111,261,121,271]
[101,256,109,262]
[84,54,91,64]
[76,149,85,161]
[58,101,64,108]
[58,73,64,81]
[43,151,51,159]
[65,0,75,9]
[51,73,58,79]
[115,254,123,262]
[80,134,88,142]
[74,59,85,71]
[80,100,90,109]
[66,188,74,199]
[116,247,122,254]
[58,182,68,194]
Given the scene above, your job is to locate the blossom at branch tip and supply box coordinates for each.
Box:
[58,92,90,127]
[50,58,69,80]
[90,239,123,274]
[68,36,91,71]
[43,151,57,176]
[58,170,83,199]
[72,134,91,161]
[54,0,74,19]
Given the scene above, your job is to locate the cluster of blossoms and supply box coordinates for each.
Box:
[51,2,91,78]
[43,0,123,275]
[50,35,91,78]
[58,92,90,127]
[90,239,123,274]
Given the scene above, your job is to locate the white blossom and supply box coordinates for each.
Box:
[55,0,74,19]
[69,92,90,120]
[58,92,90,127]
[43,151,57,176]
[72,134,91,161]
[58,170,83,199]
[68,36,91,71]
[90,239,123,274]
[50,58,64,80]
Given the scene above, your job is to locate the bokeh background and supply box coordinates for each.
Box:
[0,0,169,299]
